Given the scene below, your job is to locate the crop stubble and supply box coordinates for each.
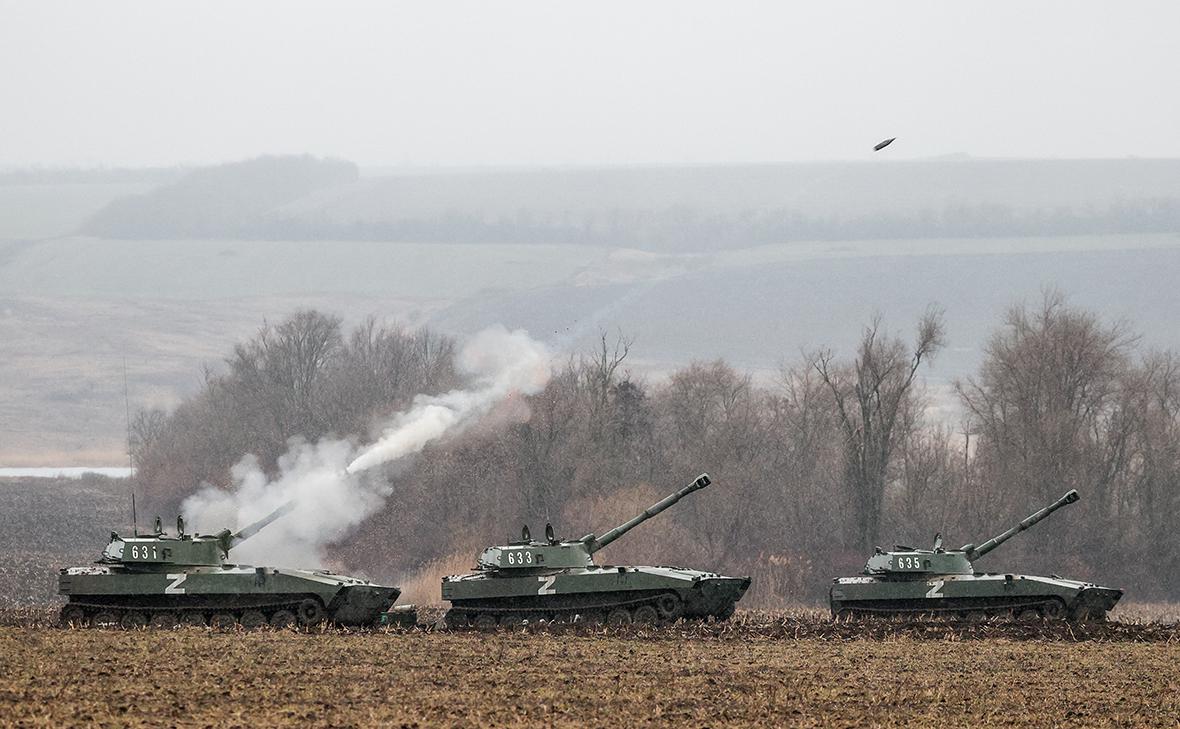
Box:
[1,624,1178,728]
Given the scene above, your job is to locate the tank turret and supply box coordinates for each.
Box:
[830,488,1121,622]
[474,474,711,572]
[99,502,294,571]
[863,490,1080,577]
[443,473,751,628]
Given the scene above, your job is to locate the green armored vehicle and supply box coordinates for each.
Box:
[442,473,750,629]
[830,490,1122,621]
[58,503,402,629]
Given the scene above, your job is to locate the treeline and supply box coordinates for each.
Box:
[259,199,1180,251]
[135,294,1180,604]
[78,156,1180,250]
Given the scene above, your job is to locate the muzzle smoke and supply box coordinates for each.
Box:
[180,325,551,567]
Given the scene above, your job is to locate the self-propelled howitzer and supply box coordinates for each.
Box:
[830,490,1123,621]
[58,503,403,629]
[442,473,751,629]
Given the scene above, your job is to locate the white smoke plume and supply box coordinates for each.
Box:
[180,325,551,568]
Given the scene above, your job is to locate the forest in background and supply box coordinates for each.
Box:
[130,292,1180,605]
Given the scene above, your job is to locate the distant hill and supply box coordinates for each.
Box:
[80,157,1180,250]
[82,155,358,239]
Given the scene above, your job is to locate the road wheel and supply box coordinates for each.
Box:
[120,612,147,629]
[150,612,179,629]
[473,614,498,632]
[633,605,660,624]
[1014,608,1041,623]
[499,614,526,629]
[605,608,632,626]
[240,610,267,630]
[713,601,736,622]
[655,593,683,621]
[443,610,469,630]
[1041,599,1067,620]
[210,613,237,631]
[269,610,297,629]
[92,611,119,628]
[296,598,326,626]
[576,610,605,626]
[963,610,988,623]
[521,612,549,627]
[180,612,206,627]
[59,605,87,628]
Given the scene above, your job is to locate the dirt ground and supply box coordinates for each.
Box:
[2,622,1179,728]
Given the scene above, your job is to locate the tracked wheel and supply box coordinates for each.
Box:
[150,612,179,629]
[656,593,683,621]
[180,612,206,627]
[1041,599,1067,621]
[297,598,326,626]
[240,610,267,630]
[59,605,87,628]
[499,614,526,629]
[1015,608,1041,623]
[605,608,632,626]
[633,605,659,624]
[210,613,237,631]
[269,610,297,629]
[443,610,469,630]
[120,612,147,629]
[473,614,498,632]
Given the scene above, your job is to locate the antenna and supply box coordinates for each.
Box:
[123,357,138,537]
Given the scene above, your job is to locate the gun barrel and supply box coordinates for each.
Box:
[964,489,1079,559]
[588,473,711,553]
[228,502,295,549]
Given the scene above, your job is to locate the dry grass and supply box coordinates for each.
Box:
[397,550,479,607]
[1113,601,1180,624]
[1,623,1178,728]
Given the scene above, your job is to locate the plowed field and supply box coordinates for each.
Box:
[2,620,1178,727]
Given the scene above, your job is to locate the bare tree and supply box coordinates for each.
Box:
[128,408,168,470]
[812,307,945,551]
[579,331,632,445]
[956,292,1135,506]
[226,310,343,456]
[954,291,1139,571]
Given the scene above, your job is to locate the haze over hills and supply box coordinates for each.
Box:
[2,155,1179,466]
[76,156,1180,247]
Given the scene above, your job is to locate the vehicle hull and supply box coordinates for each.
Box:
[443,565,750,627]
[58,565,400,627]
[830,572,1122,621]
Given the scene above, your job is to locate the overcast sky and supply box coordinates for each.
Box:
[2,1,1178,168]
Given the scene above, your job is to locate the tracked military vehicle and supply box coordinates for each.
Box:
[442,473,750,629]
[58,503,402,629]
[829,490,1123,621]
